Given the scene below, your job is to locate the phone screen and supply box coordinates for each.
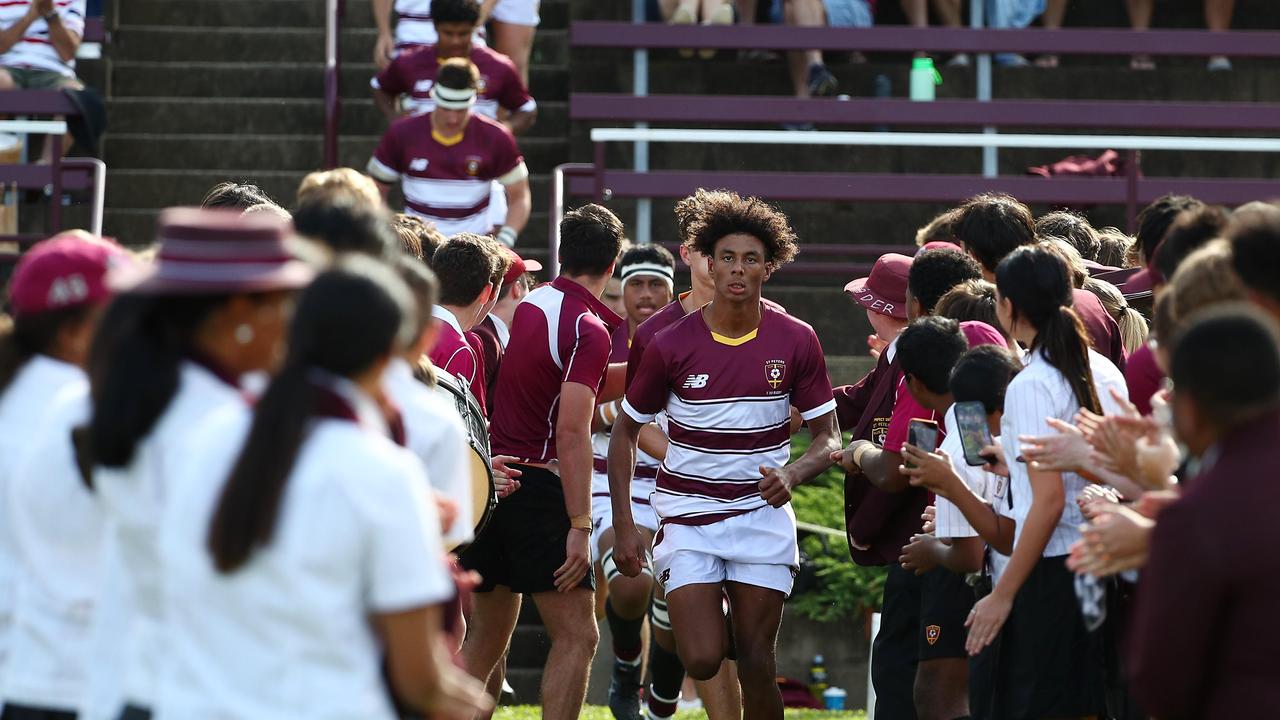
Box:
[906,419,940,468]
[954,401,994,467]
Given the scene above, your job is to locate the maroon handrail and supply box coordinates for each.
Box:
[323,0,346,169]
[571,22,1280,57]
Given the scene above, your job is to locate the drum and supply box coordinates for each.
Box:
[432,371,498,547]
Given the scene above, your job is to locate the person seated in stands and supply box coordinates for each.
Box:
[0,0,85,162]
[1125,0,1235,70]
[658,0,734,59]
[780,0,869,109]
[367,58,531,247]
[371,0,536,136]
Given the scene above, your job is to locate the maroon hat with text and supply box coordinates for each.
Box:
[8,232,127,317]
[844,252,911,319]
[110,207,316,295]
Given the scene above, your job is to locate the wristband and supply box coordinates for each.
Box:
[852,441,872,468]
[496,225,517,248]
[569,514,592,531]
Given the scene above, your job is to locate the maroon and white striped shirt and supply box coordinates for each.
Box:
[370,45,535,119]
[489,276,622,463]
[623,303,836,524]
[592,322,660,502]
[367,112,526,236]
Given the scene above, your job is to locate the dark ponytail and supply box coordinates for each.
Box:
[207,256,414,573]
[86,294,228,469]
[996,246,1102,415]
[0,305,92,396]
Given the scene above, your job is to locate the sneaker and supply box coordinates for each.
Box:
[608,659,643,720]
[994,52,1030,67]
[806,63,839,97]
[669,5,695,59]
[698,2,734,59]
[945,52,970,68]
[1207,55,1232,71]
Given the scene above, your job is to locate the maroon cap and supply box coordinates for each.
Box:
[844,253,911,319]
[8,232,127,318]
[919,240,960,254]
[110,207,316,295]
[502,247,543,287]
[960,320,1008,349]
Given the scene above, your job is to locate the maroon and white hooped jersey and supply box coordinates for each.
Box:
[367,112,527,235]
[0,0,86,77]
[623,303,836,525]
[390,0,486,51]
[371,45,535,119]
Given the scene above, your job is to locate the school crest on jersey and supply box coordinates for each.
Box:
[765,359,786,390]
[464,155,482,176]
[925,625,941,645]
[477,74,489,94]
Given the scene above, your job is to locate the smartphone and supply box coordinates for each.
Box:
[906,419,940,468]
[953,401,994,467]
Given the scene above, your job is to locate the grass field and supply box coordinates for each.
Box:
[493,708,867,719]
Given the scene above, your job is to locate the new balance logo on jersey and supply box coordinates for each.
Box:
[414,79,434,93]
[682,374,709,389]
[409,158,429,171]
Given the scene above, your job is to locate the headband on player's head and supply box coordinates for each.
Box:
[432,83,477,110]
[620,261,675,291]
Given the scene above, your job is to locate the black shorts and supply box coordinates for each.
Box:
[918,567,974,661]
[870,563,921,720]
[458,465,595,594]
[992,555,1106,719]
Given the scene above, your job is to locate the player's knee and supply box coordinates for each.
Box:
[732,645,777,685]
[607,576,652,618]
[554,615,600,657]
[682,654,721,682]
[0,68,15,91]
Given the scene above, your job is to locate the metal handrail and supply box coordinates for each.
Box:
[323,0,346,169]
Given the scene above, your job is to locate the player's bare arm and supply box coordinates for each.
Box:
[372,86,402,121]
[371,0,395,67]
[554,381,597,593]
[759,410,839,507]
[504,107,538,136]
[606,411,646,578]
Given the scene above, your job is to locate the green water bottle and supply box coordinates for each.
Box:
[910,57,942,101]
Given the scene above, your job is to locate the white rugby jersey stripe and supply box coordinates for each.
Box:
[401,209,489,236]
[366,156,399,183]
[661,442,788,482]
[1003,348,1128,558]
[405,97,502,120]
[401,176,491,209]
[665,415,788,435]
[665,393,789,429]
[652,491,764,519]
[523,284,564,369]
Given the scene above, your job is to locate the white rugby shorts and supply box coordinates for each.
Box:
[591,491,659,562]
[491,0,540,26]
[652,504,799,597]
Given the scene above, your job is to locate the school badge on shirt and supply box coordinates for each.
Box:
[925,625,941,645]
[765,359,786,390]
[464,155,482,176]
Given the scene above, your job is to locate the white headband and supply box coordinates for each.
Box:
[432,84,477,110]
[620,261,675,290]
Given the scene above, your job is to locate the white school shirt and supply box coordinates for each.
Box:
[383,356,474,546]
[0,354,87,682]
[999,348,1127,558]
[931,405,1011,581]
[81,361,247,720]
[155,379,453,720]
[3,386,100,710]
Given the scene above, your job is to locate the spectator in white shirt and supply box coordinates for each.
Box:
[965,245,1127,719]
[0,0,87,163]
[158,258,490,720]
[0,233,122,716]
[78,208,314,720]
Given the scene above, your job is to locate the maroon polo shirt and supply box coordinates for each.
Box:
[429,306,486,413]
[489,276,622,462]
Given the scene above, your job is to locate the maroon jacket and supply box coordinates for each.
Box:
[836,348,929,566]
[1129,408,1280,718]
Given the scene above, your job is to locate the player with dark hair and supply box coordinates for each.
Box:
[427,233,500,411]
[953,194,1036,278]
[460,203,625,720]
[907,248,984,318]
[200,181,275,211]
[611,194,839,720]
[368,58,531,245]
[1035,211,1101,263]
